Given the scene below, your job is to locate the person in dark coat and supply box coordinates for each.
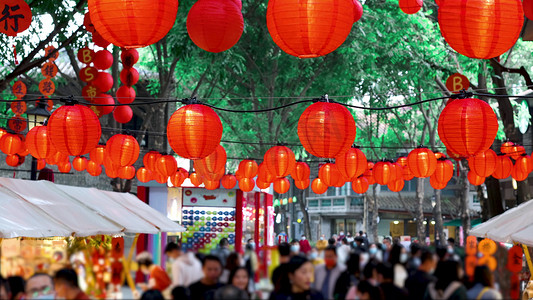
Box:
[269,256,323,300]
[376,262,408,300]
[405,249,437,300]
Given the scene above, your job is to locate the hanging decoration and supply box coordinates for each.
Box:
[273,178,290,194]
[399,0,423,14]
[465,236,477,278]
[115,49,139,123]
[336,146,367,180]
[106,134,140,167]
[373,161,393,185]
[37,47,58,113]
[407,147,437,178]
[294,179,310,190]
[467,171,485,186]
[264,145,296,178]
[352,176,369,194]
[221,174,237,189]
[292,162,310,182]
[10,80,27,132]
[492,155,513,179]
[469,149,497,178]
[318,163,343,187]
[477,238,498,271]
[438,0,523,59]
[0,0,32,36]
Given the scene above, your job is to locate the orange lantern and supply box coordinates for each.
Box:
[167,104,223,160]
[47,151,68,166]
[47,103,101,156]
[478,238,497,255]
[511,162,528,181]
[294,179,310,190]
[469,149,497,178]
[501,141,515,154]
[336,147,367,180]
[26,126,55,159]
[118,165,136,180]
[402,166,414,181]
[0,133,22,155]
[106,134,140,167]
[273,178,290,194]
[221,174,237,189]
[465,236,478,256]
[318,163,343,186]
[438,0,523,59]
[204,180,220,190]
[387,179,404,192]
[169,170,186,187]
[189,172,203,187]
[407,147,437,178]
[267,0,358,58]
[397,156,408,167]
[390,163,403,182]
[465,255,477,278]
[58,161,72,173]
[373,161,393,185]
[399,0,422,14]
[89,145,106,165]
[87,161,102,176]
[434,152,446,159]
[197,145,226,175]
[467,171,485,186]
[156,155,178,178]
[492,155,513,179]
[239,160,259,178]
[509,145,526,160]
[433,159,454,183]
[37,159,46,170]
[264,145,296,178]
[298,101,356,158]
[72,156,88,172]
[88,0,178,48]
[178,167,189,180]
[143,151,162,172]
[154,172,167,184]
[430,176,447,190]
[258,163,275,183]
[292,162,310,182]
[239,177,255,192]
[478,256,497,271]
[256,180,271,189]
[6,154,23,167]
[311,178,328,194]
[515,155,530,175]
[352,176,369,194]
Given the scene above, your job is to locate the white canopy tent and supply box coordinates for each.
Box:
[0,178,184,238]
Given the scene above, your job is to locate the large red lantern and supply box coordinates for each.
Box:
[298,102,356,158]
[438,99,498,157]
[311,178,328,194]
[264,146,296,178]
[373,161,393,185]
[399,0,422,14]
[47,103,101,156]
[106,134,140,167]
[156,155,178,178]
[72,156,88,172]
[221,174,237,189]
[318,163,343,186]
[295,179,310,190]
[469,149,497,178]
[187,0,244,53]
[267,0,358,58]
[273,178,290,194]
[88,0,179,48]
[407,147,437,178]
[239,160,259,178]
[336,147,367,180]
[438,0,523,59]
[292,162,310,182]
[143,151,162,172]
[467,171,485,186]
[239,177,255,192]
[0,133,22,155]
[26,126,55,159]
[492,155,513,179]
[167,104,223,160]
[90,145,106,165]
[352,176,369,194]
[433,159,454,183]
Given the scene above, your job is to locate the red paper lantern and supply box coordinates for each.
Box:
[113,106,133,124]
[264,146,296,178]
[80,67,98,83]
[105,164,118,178]
[88,0,178,48]
[156,155,178,178]
[37,159,46,170]
[298,102,356,158]
[501,141,515,154]
[167,104,223,160]
[118,165,136,180]
[58,161,72,173]
[407,147,437,178]
[0,0,32,36]
[143,151,162,172]
[6,154,23,167]
[352,176,369,194]
[92,30,111,48]
[204,180,220,190]
[256,180,271,189]
[90,93,115,117]
[433,159,454,183]
[0,133,22,155]
[295,179,310,190]
[116,86,136,104]
[292,162,310,182]
[311,178,328,194]
[26,126,55,159]
[170,170,186,187]
[390,163,403,182]
[438,99,498,157]
[239,177,255,192]
[438,0,523,59]
[512,161,529,181]
[120,68,139,86]
[94,72,113,92]
[77,47,94,64]
[47,151,68,166]
[106,134,140,167]
[198,145,227,175]
[492,155,513,179]
[336,147,367,180]
[267,0,358,58]
[72,156,88,172]
[468,171,485,186]
[239,160,259,178]
[509,145,526,160]
[373,161,393,185]
[318,163,343,186]
[399,0,422,14]
[396,156,408,167]
[121,49,139,68]
[87,161,102,176]
[187,0,244,53]
[221,174,237,189]
[93,50,113,70]
[48,103,101,156]
[469,149,497,178]
[430,176,447,190]
[273,178,290,194]
[89,145,105,165]
[257,163,275,183]
[388,179,405,192]
[514,155,530,175]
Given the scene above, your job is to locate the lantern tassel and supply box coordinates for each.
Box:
[13,44,18,65]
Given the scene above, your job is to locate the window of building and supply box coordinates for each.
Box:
[309,200,319,207]
[333,199,345,206]
[321,199,332,206]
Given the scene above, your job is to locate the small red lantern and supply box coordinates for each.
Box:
[58,161,72,173]
[509,145,526,160]
[170,170,186,187]
[88,0,178,48]
[93,50,113,70]
[258,163,275,183]
[167,104,223,160]
[143,151,162,172]
[267,0,358,58]
[204,180,220,190]
[116,86,136,104]
[501,141,515,154]
[399,0,422,14]
[373,161,393,185]
[298,101,356,158]
[430,176,447,190]
[37,159,46,170]
[336,147,367,180]
[106,134,140,167]
[156,155,178,178]
[0,0,32,36]
[239,160,259,178]
[72,156,88,172]
[469,149,497,178]
[512,161,529,181]
[87,161,102,176]
[311,178,328,194]
[264,145,296,178]
[189,172,203,187]
[118,165,136,180]
[388,179,405,192]
[47,103,101,156]
[294,179,310,190]
[438,98,498,157]
[239,177,255,192]
[6,154,23,167]
[467,171,485,186]
[120,68,139,86]
[221,174,237,189]
[90,145,105,165]
[318,163,343,186]
[187,0,244,53]
[433,159,454,183]
[352,176,369,194]
[113,106,133,124]
[407,147,437,178]
[26,126,55,159]
[77,47,94,64]
[105,164,118,178]
[154,172,167,184]
[273,178,290,194]
[438,0,523,59]
[292,162,310,182]
[492,155,513,179]
[90,93,115,117]
[0,133,22,155]
[94,72,113,92]
[256,180,271,189]
[198,145,227,175]
[514,155,530,175]
[397,156,408,167]
[121,49,139,68]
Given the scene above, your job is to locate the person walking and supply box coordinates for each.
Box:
[424,261,467,300]
[269,256,323,300]
[53,268,89,300]
[164,242,203,289]
[405,249,437,300]
[313,245,346,300]
[136,251,171,293]
[466,266,502,300]
[188,255,224,300]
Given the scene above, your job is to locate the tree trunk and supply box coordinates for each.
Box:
[297,187,312,240]
[363,193,368,233]
[433,189,445,245]
[416,177,426,242]
[459,161,471,240]
[372,187,379,243]
[366,185,377,243]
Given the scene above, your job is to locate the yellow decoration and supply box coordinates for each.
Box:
[478,238,497,255]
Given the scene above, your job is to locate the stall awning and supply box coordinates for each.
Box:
[443,218,482,227]
[0,178,184,238]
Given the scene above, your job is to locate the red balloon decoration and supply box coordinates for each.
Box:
[106,134,140,167]
[467,171,485,186]
[267,0,359,58]
[407,147,437,178]
[93,50,113,70]
[336,147,367,180]
[156,155,178,178]
[88,0,179,48]
[399,0,422,14]
[167,104,223,160]
[113,106,133,124]
[492,155,513,179]
[469,149,497,178]
[292,162,311,182]
[311,178,328,194]
[221,174,237,189]
[187,0,244,52]
[273,178,290,194]
[373,161,393,185]
[72,156,88,172]
[0,133,22,155]
[264,146,296,178]
[318,163,343,186]
[239,160,259,178]
[438,0,523,59]
[298,102,356,158]
[116,86,136,104]
[26,126,55,159]
[47,103,101,156]
[352,176,369,194]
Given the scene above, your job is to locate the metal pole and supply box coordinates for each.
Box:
[30,157,37,180]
